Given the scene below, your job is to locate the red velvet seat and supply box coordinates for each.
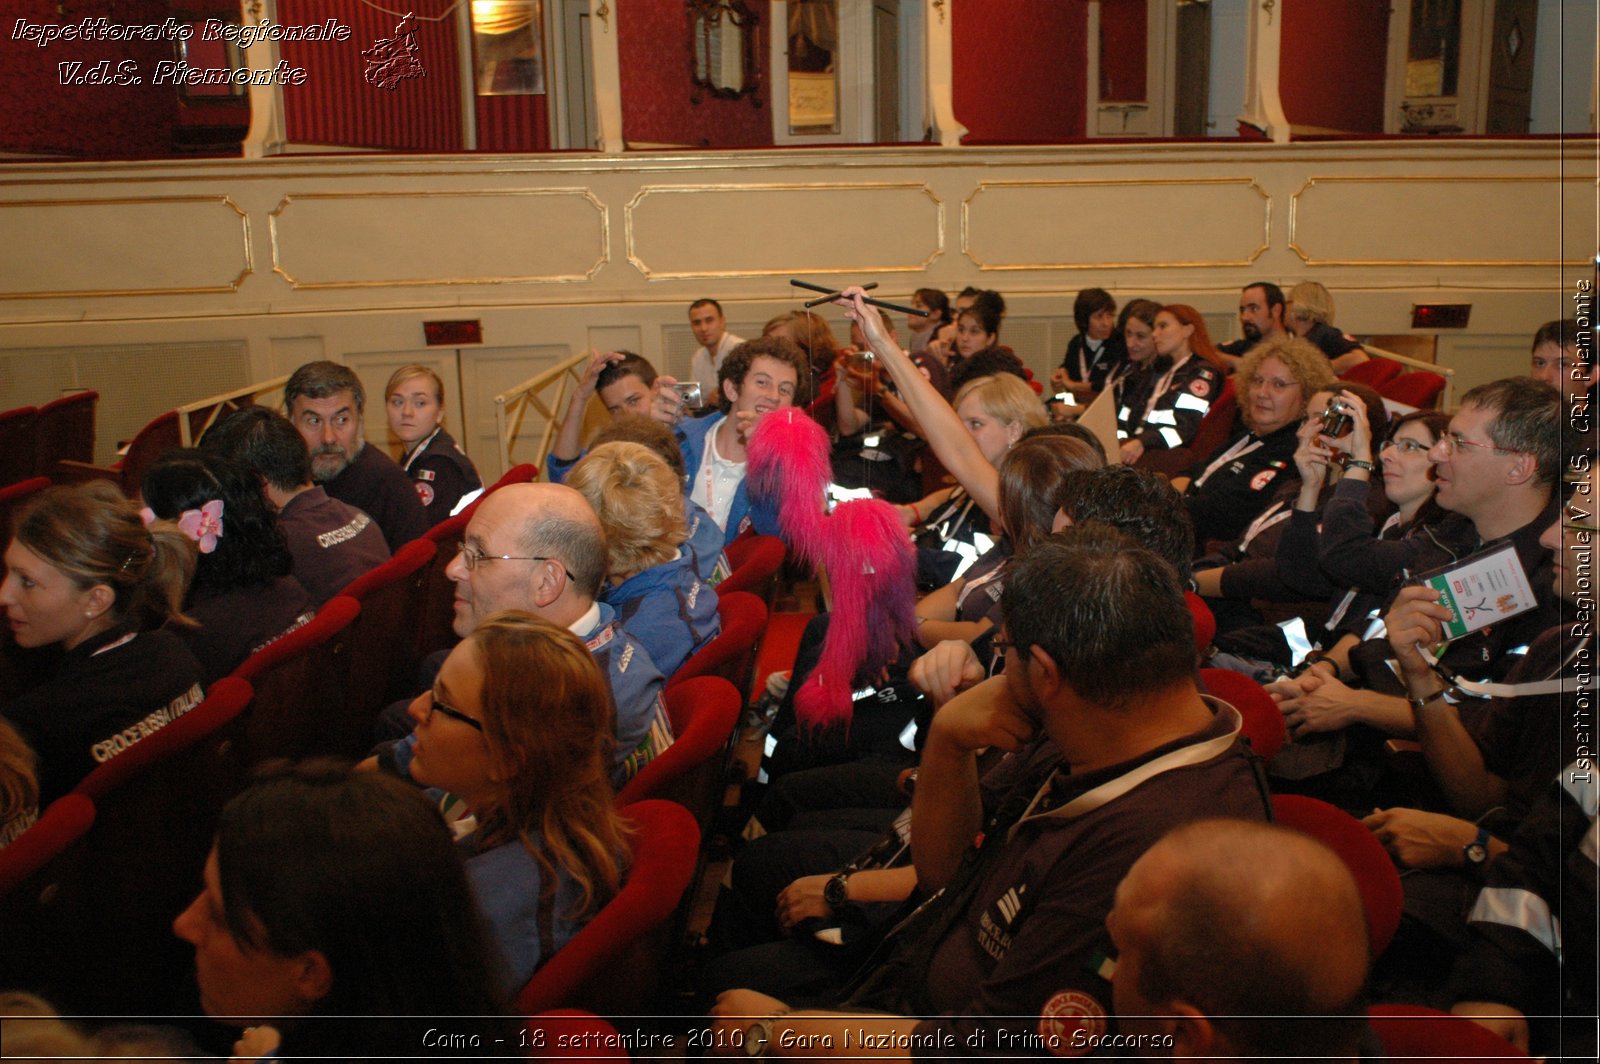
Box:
[0,793,96,1005]
[1380,371,1448,410]
[1184,591,1217,653]
[487,461,539,493]
[1271,794,1403,957]
[340,538,438,712]
[667,590,767,696]
[33,390,97,478]
[1199,667,1286,763]
[0,406,39,487]
[0,476,51,538]
[230,595,363,762]
[418,511,471,660]
[718,534,786,604]
[56,677,255,1012]
[515,799,699,1015]
[1339,357,1404,389]
[1366,1004,1529,1062]
[615,676,742,829]
[53,406,176,496]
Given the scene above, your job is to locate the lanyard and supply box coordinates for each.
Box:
[1136,354,1192,430]
[1238,499,1291,553]
[1419,635,1592,699]
[400,427,442,473]
[1194,433,1264,488]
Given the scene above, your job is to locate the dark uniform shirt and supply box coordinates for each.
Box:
[400,427,481,528]
[3,624,204,803]
[180,574,314,683]
[1181,419,1303,550]
[276,485,391,606]
[322,442,429,551]
[1059,331,1128,394]
[1116,354,1224,452]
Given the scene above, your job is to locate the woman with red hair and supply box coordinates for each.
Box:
[1115,303,1226,466]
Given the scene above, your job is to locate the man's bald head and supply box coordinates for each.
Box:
[1109,819,1369,1061]
[446,483,608,636]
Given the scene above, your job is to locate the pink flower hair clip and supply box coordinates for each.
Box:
[177,499,225,554]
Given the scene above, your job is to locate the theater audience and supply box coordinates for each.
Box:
[1,482,203,803]
[381,613,631,989]
[549,349,662,481]
[567,442,719,677]
[1177,335,1335,549]
[1286,281,1368,373]
[906,287,951,357]
[1107,819,1370,1061]
[1116,304,1225,466]
[373,482,672,786]
[141,449,313,683]
[172,761,513,1060]
[1053,286,1125,401]
[689,298,746,400]
[201,406,390,606]
[385,364,481,524]
[285,360,428,551]
[584,414,729,584]
[1102,298,1162,398]
[709,524,1267,1055]
[654,337,813,546]
[1216,281,1289,365]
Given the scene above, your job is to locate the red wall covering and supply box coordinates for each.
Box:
[618,2,772,148]
[0,0,180,158]
[952,0,1086,142]
[277,0,463,151]
[1097,0,1147,103]
[1280,0,1389,133]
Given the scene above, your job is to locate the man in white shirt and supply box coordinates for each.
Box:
[688,298,745,400]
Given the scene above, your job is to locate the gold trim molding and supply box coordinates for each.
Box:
[624,182,944,281]
[1289,176,1594,266]
[0,196,250,300]
[962,178,1271,270]
[269,189,609,290]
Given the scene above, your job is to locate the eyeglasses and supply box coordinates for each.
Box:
[990,635,1027,658]
[455,541,574,580]
[426,693,483,732]
[1383,438,1431,455]
[1437,432,1516,457]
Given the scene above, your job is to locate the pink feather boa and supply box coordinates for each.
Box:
[747,411,918,732]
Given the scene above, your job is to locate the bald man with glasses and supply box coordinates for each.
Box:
[369,482,672,786]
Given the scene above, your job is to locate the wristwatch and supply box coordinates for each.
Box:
[823,872,851,909]
[744,1012,788,1058]
[1344,458,1378,473]
[1463,825,1491,868]
[1407,687,1447,715]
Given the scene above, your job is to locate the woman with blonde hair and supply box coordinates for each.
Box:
[1,482,204,802]
[385,363,482,523]
[1286,281,1368,373]
[391,611,632,988]
[1178,335,1337,549]
[567,441,719,677]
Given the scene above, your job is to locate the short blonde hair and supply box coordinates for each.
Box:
[385,364,444,403]
[566,442,686,580]
[1287,282,1335,327]
[1237,336,1337,432]
[952,373,1048,434]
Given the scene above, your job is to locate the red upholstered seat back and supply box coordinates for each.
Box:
[1200,667,1285,762]
[667,590,766,694]
[1271,794,1403,957]
[231,595,363,762]
[1366,1004,1529,1062]
[615,676,741,827]
[34,390,98,473]
[0,406,39,486]
[1380,371,1448,410]
[718,534,786,603]
[515,799,699,1015]
[1339,357,1404,389]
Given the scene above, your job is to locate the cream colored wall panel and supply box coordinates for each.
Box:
[269,190,607,289]
[962,179,1270,270]
[0,197,249,300]
[625,183,943,280]
[1290,177,1594,266]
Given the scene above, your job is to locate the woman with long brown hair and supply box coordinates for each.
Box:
[392,610,631,987]
[1115,303,1226,466]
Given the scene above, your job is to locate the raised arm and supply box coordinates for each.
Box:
[837,289,1003,526]
[551,349,620,462]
